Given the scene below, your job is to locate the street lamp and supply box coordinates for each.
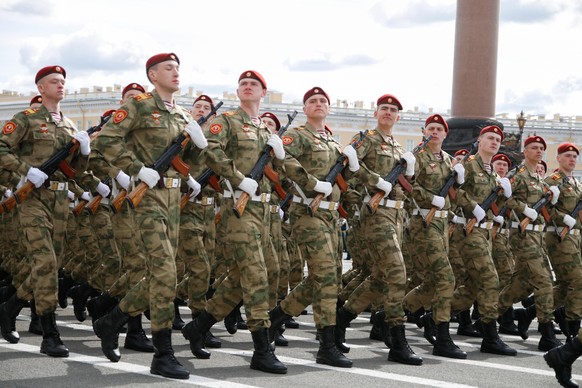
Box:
[516,110,527,150]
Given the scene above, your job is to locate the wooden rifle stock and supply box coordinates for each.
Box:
[73,198,88,217]
[110,189,127,213]
[558,198,582,241]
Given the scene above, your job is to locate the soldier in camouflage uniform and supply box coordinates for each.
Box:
[181,70,287,374]
[543,143,582,343]
[402,114,467,359]
[91,53,202,379]
[498,135,563,352]
[449,125,516,356]
[0,65,92,357]
[334,94,422,365]
[269,86,353,368]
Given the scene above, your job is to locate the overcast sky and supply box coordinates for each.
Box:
[1,0,581,118]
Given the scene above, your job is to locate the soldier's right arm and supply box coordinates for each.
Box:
[0,112,34,176]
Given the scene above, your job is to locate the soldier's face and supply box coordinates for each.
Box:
[524,143,545,164]
[236,79,266,103]
[121,90,142,104]
[374,104,400,127]
[262,117,278,133]
[478,133,502,155]
[149,61,180,92]
[492,160,509,177]
[37,74,65,102]
[303,95,330,119]
[557,151,578,173]
[191,101,212,121]
[423,123,447,145]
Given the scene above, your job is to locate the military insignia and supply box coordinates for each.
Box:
[39,124,48,133]
[113,109,128,124]
[381,143,388,151]
[23,108,37,115]
[429,163,436,169]
[518,166,526,173]
[568,186,573,192]
[478,172,484,177]
[242,124,250,132]
[282,136,293,145]
[210,123,222,135]
[530,180,536,186]
[134,92,152,102]
[551,173,561,181]
[467,155,476,161]
[151,111,161,124]
[368,130,377,135]
[2,121,16,135]
[223,111,235,117]
[314,139,320,145]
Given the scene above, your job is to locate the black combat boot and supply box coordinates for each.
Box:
[274,325,289,346]
[284,317,299,329]
[268,305,292,345]
[388,324,423,365]
[369,310,386,342]
[93,305,132,362]
[433,322,467,359]
[0,284,16,304]
[554,307,571,341]
[224,300,243,334]
[498,307,520,336]
[417,312,436,345]
[39,312,69,357]
[514,304,536,340]
[538,320,564,351]
[480,320,517,356]
[236,304,247,330]
[335,306,358,353]
[57,270,76,309]
[405,307,425,325]
[250,328,288,374]
[316,326,353,368]
[457,309,482,337]
[28,299,42,335]
[150,328,189,379]
[0,293,27,343]
[87,292,119,327]
[544,335,582,388]
[172,298,185,330]
[521,294,535,308]
[68,283,99,322]
[471,302,481,320]
[205,331,222,348]
[181,310,217,359]
[124,314,154,352]
[568,321,581,343]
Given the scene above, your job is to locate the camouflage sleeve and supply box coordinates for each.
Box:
[282,128,318,191]
[505,172,527,212]
[67,179,85,196]
[545,174,569,223]
[453,159,479,213]
[352,136,381,191]
[0,112,33,175]
[75,170,101,193]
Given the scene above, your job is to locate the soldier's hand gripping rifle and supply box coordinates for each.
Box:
[82,177,113,215]
[491,205,510,240]
[308,130,368,217]
[518,184,560,233]
[559,197,582,241]
[126,101,223,209]
[233,111,298,218]
[424,140,478,226]
[366,135,432,214]
[2,112,113,213]
[179,168,221,211]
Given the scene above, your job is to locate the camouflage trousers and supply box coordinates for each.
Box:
[88,205,121,292]
[67,211,101,284]
[118,187,180,331]
[280,204,340,329]
[403,216,454,323]
[492,228,514,290]
[277,213,291,300]
[344,208,407,326]
[1,209,28,288]
[264,210,280,309]
[545,231,582,320]
[499,230,554,323]
[339,216,369,303]
[450,228,500,323]
[283,219,304,291]
[448,224,467,288]
[17,188,68,315]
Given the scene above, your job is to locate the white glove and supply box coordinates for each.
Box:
[115,170,131,190]
[67,190,75,201]
[498,177,512,198]
[80,192,92,202]
[453,163,465,185]
[549,185,560,205]
[401,151,416,176]
[238,177,258,196]
[279,209,285,220]
[74,131,91,156]
[186,175,202,197]
[431,195,446,209]
[375,177,392,198]
[493,215,505,225]
[451,215,459,224]
[472,204,486,223]
[137,166,160,189]
[563,214,576,228]
[267,134,285,160]
[16,175,26,190]
[185,120,207,149]
[4,189,12,199]
[26,166,48,188]
[522,205,538,221]
[96,182,110,198]
[313,180,333,197]
[342,145,360,172]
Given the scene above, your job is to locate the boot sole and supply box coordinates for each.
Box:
[250,364,288,374]
[150,368,190,379]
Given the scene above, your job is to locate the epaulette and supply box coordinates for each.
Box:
[222,110,236,117]
[295,125,306,131]
[518,166,526,173]
[551,172,561,181]
[133,92,153,102]
[23,108,38,115]
[418,148,426,154]
[467,155,476,162]
[368,129,377,135]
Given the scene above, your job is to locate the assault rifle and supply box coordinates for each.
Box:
[366,135,432,214]
[491,205,510,240]
[233,110,297,218]
[83,177,113,215]
[2,112,113,213]
[424,141,478,226]
[559,197,582,241]
[179,168,221,211]
[518,184,558,233]
[126,101,223,209]
[308,130,368,216]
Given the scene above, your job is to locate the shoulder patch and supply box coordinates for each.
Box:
[418,148,426,154]
[295,125,306,131]
[368,130,377,135]
[551,172,561,181]
[113,109,128,124]
[2,121,16,135]
[518,166,526,173]
[282,135,293,145]
[223,111,236,117]
[133,92,152,102]
[209,123,222,135]
[23,108,38,115]
[467,155,476,161]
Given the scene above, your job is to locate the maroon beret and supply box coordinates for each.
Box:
[146,53,179,72]
[303,86,330,104]
[524,135,546,150]
[492,153,511,166]
[454,149,469,157]
[260,112,281,131]
[425,114,449,132]
[376,94,403,110]
[29,95,43,106]
[557,142,579,155]
[35,65,66,84]
[122,82,145,98]
[238,70,267,89]
[480,125,504,141]
[194,94,215,110]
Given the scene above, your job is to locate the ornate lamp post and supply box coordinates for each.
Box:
[516,110,527,150]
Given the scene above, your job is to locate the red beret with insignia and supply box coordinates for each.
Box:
[376,94,403,110]
[557,142,579,155]
[29,95,43,106]
[122,82,146,98]
[239,70,267,89]
[424,114,449,132]
[480,125,504,141]
[538,160,547,173]
[303,86,330,104]
[454,149,469,157]
[35,65,66,84]
[146,53,180,72]
[194,94,215,110]
[260,112,281,131]
[524,135,546,150]
[492,153,511,166]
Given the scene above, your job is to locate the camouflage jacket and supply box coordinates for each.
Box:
[505,164,549,224]
[545,170,582,228]
[412,145,453,210]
